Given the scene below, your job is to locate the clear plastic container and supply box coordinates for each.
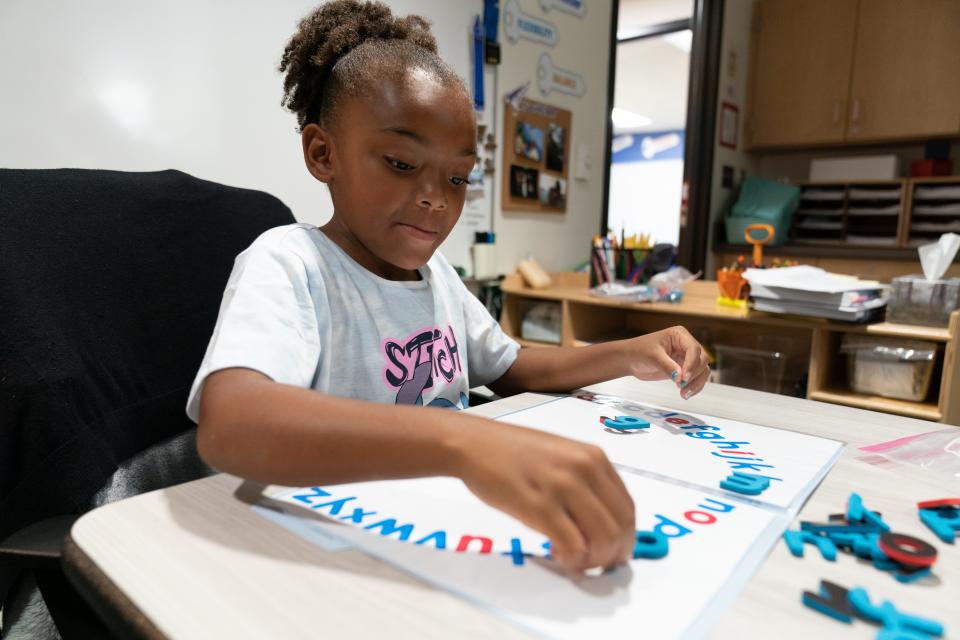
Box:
[520,302,561,344]
[714,344,791,395]
[841,334,937,401]
[887,275,960,327]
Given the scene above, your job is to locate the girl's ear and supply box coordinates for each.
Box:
[302,124,335,183]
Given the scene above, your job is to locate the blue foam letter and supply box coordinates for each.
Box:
[720,472,770,496]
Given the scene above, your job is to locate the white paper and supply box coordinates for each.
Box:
[503,395,843,512]
[742,265,883,293]
[257,395,843,639]
[274,473,785,640]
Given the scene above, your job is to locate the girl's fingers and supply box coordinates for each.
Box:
[681,366,710,399]
[591,463,636,563]
[560,482,630,570]
[652,349,683,387]
[598,460,636,533]
[522,494,588,571]
[679,339,704,387]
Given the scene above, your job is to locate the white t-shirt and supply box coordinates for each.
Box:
[186,223,519,421]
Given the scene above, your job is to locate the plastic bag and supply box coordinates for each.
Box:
[649,266,701,290]
[858,429,960,479]
[840,335,936,362]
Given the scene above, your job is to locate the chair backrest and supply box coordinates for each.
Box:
[0,168,296,538]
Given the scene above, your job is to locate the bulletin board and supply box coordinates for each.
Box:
[501,98,572,213]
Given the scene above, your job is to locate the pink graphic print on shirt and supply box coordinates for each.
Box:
[381,325,462,407]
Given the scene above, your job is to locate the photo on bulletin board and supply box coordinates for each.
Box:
[514,122,544,163]
[502,98,572,213]
[538,173,566,209]
[509,165,539,200]
[546,123,565,172]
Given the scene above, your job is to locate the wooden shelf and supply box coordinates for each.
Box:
[713,242,920,261]
[716,177,960,262]
[504,277,949,340]
[851,322,951,342]
[809,388,942,422]
[501,271,960,424]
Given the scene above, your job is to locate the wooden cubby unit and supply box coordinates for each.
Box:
[501,273,960,424]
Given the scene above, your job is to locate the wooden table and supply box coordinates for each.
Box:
[64,378,960,639]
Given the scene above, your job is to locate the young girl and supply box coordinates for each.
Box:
[189,0,709,574]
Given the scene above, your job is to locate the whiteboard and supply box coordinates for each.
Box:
[0,0,491,271]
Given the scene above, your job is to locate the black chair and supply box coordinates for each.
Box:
[0,168,296,638]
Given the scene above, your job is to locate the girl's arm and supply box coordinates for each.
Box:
[198,367,635,573]
[488,326,710,399]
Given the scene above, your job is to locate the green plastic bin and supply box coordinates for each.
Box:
[724,177,800,246]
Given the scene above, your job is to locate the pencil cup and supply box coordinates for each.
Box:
[590,246,651,287]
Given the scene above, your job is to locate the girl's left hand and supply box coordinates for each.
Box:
[624,327,710,399]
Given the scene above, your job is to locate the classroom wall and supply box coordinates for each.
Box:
[0,1,617,278]
[492,1,614,274]
[0,0,493,272]
[704,0,759,275]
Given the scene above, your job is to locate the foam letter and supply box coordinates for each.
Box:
[849,587,944,636]
[802,580,853,623]
[783,530,838,561]
[720,472,770,496]
[633,530,669,559]
[918,506,960,543]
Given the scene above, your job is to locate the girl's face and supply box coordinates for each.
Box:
[304,68,477,281]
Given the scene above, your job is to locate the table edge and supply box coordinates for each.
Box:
[62,532,167,640]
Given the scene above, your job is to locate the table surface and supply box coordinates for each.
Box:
[66,378,960,639]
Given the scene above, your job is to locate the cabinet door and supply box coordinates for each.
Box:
[848,0,960,141]
[747,0,859,148]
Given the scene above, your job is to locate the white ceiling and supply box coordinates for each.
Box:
[617,0,693,38]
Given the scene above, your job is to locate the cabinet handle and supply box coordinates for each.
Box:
[851,98,861,123]
[832,101,841,124]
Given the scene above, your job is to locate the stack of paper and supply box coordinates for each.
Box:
[743,265,887,322]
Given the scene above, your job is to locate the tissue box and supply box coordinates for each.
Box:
[887,275,960,327]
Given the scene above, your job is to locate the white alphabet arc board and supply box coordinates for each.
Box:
[504,393,845,511]
[258,394,843,638]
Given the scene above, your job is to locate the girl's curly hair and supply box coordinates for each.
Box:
[279,0,464,131]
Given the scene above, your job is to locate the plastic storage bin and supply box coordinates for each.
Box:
[841,335,937,401]
[887,275,960,327]
[724,177,800,246]
[521,302,561,344]
[715,344,795,395]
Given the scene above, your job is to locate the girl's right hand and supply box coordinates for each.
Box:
[451,419,636,573]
